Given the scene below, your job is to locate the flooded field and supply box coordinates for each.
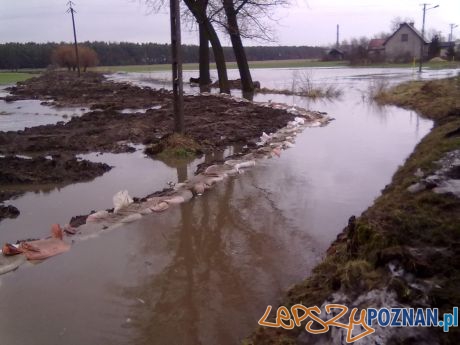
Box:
[0,86,88,131]
[0,66,454,344]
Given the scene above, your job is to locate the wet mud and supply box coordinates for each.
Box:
[0,155,112,220]
[1,71,296,156]
[0,71,305,222]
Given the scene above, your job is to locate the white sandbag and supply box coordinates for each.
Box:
[308,120,322,127]
[294,117,305,125]
[87,210,110,222]
[205,165,227,176]
[113,190,133,213]
[203,175,225,187]
[235,160,256,170]
[0,254,26,276]
[283,141,295,148]
[192,182,206,195]
[139,208,153,215]
[150,201,169,212]
[164,195,186,205]
[173,182,187,190]
[224,159,241,167]
[176,189,194,202]
[272,147,282,157]
[120,213,143,223]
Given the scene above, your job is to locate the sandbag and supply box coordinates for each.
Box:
[120,213,143,223]
[20,238,70,261]
[86,210,110,222]
[150,201,169,212]
[0,254,26,276]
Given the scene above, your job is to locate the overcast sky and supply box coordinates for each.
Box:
[0,0,459,46]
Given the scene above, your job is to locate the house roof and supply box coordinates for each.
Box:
[368,39,386,50]
[328,48,344,55]
[439,42,454,49]
[384,23,429,46]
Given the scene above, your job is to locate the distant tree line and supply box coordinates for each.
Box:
[0,41,324,70]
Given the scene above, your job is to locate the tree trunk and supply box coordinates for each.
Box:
[223,0,253,93]
[203,19,230,94]
[199,22,211,90]
[183,0,230,94]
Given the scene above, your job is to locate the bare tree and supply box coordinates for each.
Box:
[390,16,415,32]
[144,0,230,94]
[208,0,290,94]
[183,0,230,93]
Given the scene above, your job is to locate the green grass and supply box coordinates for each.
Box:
[2,59,458,79]
[375,76,460,121]
[0,72,40,85]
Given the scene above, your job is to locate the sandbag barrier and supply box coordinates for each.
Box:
[0,101,332,276]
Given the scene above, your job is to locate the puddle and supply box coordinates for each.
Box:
[0,67,440,345]
[0,97,88,132]
[119,105,162,114]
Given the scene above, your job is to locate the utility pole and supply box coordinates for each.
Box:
[418,3,439,73]
[449,23,458,42]
[170,0,184,134]
[66,1,81,77]
[336,24,340,48]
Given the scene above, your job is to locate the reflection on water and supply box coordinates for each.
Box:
[0,67,440,345]
[0,164,321,345]
[0,149,203,243]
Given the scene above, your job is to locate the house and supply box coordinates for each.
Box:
[439,42,454,59]
[326,48,345,61]
[368,39,386,62]
[383,22,429,62]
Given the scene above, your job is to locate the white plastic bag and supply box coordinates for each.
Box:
[113,190,133,213]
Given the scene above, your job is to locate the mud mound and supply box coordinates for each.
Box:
[4,71,170,109]
[0,156,111,186]
[0,74,295,156]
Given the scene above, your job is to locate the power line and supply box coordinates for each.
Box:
[66,1,81,77]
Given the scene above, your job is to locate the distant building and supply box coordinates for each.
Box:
[383,22,429,62]
[326,48,345,61]
[367,39,386,62]
[439,42,454,59]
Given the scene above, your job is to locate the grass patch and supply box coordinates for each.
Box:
[144,133,202,160]
[0,72,40,85]
[374,75,460,121]
[257,70,343,99]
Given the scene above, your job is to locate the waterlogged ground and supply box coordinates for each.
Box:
[0,66,453,345]
[0,86,88,131]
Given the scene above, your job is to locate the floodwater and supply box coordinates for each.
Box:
[0,87,88,131]
[0,66,453,345]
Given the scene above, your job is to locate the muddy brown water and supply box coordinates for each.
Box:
[0,67,448,345]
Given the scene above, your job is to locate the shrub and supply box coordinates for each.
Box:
[51,45,99,72]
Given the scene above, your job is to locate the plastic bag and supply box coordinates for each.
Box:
[113,190,133,213]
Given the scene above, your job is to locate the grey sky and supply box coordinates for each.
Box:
[0,0,458,46]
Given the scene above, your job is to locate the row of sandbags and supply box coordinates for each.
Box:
[0,109,331,276]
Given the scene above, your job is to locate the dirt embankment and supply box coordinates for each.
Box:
[0,71,297,220]
[247,77,460,345]
[1,72,295,156]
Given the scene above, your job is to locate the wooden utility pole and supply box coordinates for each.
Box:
[67,1,81,77]
[170,0,184,134]
[418,3,439,73]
